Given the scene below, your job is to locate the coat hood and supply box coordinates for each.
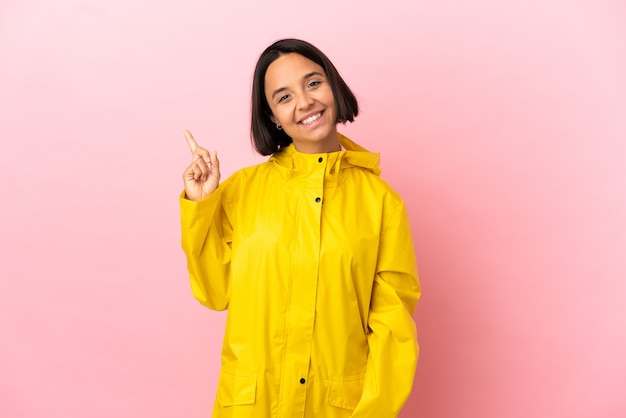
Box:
[268,133,382,177]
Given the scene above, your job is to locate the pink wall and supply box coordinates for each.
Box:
[1,1,625,417]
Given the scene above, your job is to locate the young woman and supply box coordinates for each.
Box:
[180,39,420,418]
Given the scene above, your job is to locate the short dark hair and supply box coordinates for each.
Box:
[251,39,359,156]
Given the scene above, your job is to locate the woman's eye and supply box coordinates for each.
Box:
[308,81,321,88]
[278,94,289,103]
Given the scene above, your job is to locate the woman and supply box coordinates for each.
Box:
[180,39,420,418]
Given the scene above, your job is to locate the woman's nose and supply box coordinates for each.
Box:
[297,92,314,110]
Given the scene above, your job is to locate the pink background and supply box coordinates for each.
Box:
[1,0,625,417]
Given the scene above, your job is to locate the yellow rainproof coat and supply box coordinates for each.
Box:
[180,134,420,418]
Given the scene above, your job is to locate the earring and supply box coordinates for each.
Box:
[276,124,282,130]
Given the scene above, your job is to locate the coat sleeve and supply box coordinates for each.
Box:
[179,186,233,311]
[351,199,420,418]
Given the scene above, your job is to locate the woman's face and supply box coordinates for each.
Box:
[264,53,338,153]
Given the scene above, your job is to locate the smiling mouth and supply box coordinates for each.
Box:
[299,111,324,125]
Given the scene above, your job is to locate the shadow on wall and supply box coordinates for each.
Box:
[397,176,501,418]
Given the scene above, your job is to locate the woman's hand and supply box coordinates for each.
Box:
[182,130,220,202]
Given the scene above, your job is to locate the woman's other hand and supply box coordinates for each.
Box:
[182,130,220,201]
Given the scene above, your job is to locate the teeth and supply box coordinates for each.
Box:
[300,112,321,125]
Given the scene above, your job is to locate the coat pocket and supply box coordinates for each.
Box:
[326,374,366,410]
[217,370,257,407]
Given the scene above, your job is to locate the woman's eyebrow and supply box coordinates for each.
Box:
[303,71,323,79]
[271,87,288,99]
[271,72,325,98]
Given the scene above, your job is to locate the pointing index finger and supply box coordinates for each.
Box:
[183,130,198,154]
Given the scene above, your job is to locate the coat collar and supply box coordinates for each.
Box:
[268,133,381,176]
